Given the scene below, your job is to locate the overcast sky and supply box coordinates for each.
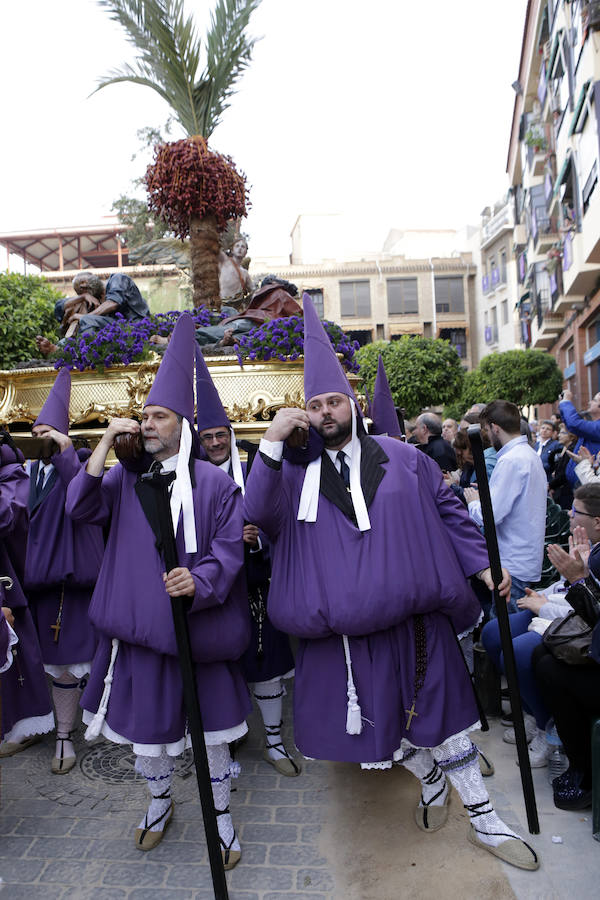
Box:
[0,0,526,260]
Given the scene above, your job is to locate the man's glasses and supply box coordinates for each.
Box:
[570,506,597,518]
[199,431,229,443]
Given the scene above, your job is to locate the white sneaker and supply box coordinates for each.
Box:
[502,713,536,745]
[526,730,548,768]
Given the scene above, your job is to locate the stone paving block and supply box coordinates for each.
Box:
[39,859,107,884]
[239,823,298,843]
[236,774,279,790]
[1,798,56,817]
[300,825,322,843]
[0,834,34,857]
[27,835,91,860]
[130,890,194,900]
[136,839,207,864]
[69,818,131,839]
[164,863,214,889]
[297,869,335,893]
[0,884,65,899]
[236,842,267,865]
[62,888,129,900]
[264,894,329,900]
[227,803,272,823]
[248,789,300,806]
[0,857,46,883]
[83,837,150,861]
[229,865,293,892]
[0,815,21,835]
[102,861,169,887]
[275,806,327,824]
[298,789,330,805]
[268,844,327,867]
[14,816,73,837]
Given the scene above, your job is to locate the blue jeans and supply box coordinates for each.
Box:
[489,574,529,617]
[481,609,549,729]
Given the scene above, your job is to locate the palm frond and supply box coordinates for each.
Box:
[95,0,261,138]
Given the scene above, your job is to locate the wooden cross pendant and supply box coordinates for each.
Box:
[51,621,61,643]
[405,701,419,731]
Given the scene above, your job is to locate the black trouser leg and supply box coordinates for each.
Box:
[533,646,600,786]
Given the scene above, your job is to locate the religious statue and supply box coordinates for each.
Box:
[218,236,254,303]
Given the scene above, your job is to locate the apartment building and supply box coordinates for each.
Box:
[477,196,522,359]
[507,0,600,408]
[251,217,478,369]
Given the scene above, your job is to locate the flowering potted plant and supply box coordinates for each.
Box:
[546,245,562,274]
[525,127,547,152]
[233,316,360,373]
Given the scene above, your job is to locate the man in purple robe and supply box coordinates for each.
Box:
[243,295,540,871]
[195,347,299,777]
[66,313,251,865]
[0,431,54,754]
[25,368,104,774]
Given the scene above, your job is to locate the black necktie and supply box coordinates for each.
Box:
[149,460,163,475]
[34,465,46,502]
[337,451,351,491]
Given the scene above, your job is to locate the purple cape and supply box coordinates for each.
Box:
[243,436,489,762]
[66,459,251,663]
[0,459,53,740]
[66,456,252,744]
[25,445,102,666]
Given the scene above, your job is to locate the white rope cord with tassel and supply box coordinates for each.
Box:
[342,634,363,734]
[84,638,119,739]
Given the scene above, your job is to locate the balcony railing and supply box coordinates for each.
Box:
[482,274,490,294]
[481,204,513,245]
[484,325,499,345]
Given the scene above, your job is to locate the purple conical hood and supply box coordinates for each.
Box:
[371,356,401,437]
[303,293,354,403]
[194,345,229,431]
[145,312,195,422]
[34,367,71,435]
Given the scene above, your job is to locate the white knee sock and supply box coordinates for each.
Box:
[433,735,520,848]
[135,752,174,833]
[252,679,287,760]
[400,747,448,807]
[52,673,81,758]
[207,742,240,852]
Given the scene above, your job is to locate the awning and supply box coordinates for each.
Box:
[552,154,572,198]
[516,291,530,308]
[569,79,592,136]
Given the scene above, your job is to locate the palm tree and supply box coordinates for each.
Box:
[96,0,261,306]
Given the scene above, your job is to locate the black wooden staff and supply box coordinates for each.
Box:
[141,470,229,899]
[467,425,540,834]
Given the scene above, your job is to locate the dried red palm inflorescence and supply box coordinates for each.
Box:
[144,136,249,240]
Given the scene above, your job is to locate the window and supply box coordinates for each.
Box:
[340,280,371,317]
[344,329,372,346]
[439,328,467,358]
[501,299,508,325]
[434,277,464,314]
[305,288,324,318]
[387,278,418,315]
[500,249,507,283]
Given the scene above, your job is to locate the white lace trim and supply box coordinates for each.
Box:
[1,711,55,745]
[456,609,483,640]
[360,721,481,769]
[0,624,19,674]
[81,710,248,757]
[44,662,91,679]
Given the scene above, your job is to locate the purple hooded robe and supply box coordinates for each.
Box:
[66,458,252,745]
[0,447,53,742]
[243,434,490,763]
[25,444,103,667]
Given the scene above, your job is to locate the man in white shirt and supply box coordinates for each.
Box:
[465,400,548,614]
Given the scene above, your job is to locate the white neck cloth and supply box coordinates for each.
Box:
[229,427,245,495]
[297,401,371,532]
[170,417,197,554]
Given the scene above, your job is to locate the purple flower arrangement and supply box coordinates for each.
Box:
[54,307,222,372]
[233,316,360,374]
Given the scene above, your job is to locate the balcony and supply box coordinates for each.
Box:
[484,324,499,346]
[532,209,560,253]
[532,311,563,348]
[481,204,514,249]
[563,229,600,296]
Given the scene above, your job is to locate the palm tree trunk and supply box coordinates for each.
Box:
[189,213,220,309]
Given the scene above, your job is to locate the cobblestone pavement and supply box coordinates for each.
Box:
[1,686,598,899]
[0,689,336,899]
